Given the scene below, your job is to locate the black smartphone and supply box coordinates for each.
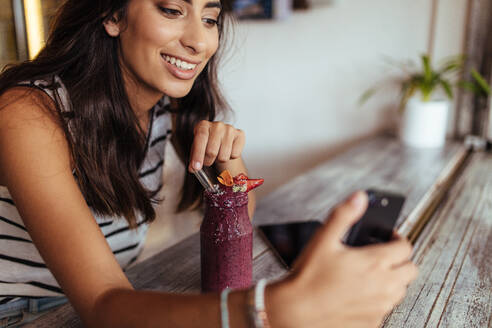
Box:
[344,189,406,247]
[257,220,322,269]
[257,189,406,268]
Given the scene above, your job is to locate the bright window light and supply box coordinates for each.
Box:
[23,0,45,59]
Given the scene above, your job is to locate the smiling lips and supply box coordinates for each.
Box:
[161,53,200,80]
[163,54,198,70]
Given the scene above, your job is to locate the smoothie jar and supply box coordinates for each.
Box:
[200,186,253,293]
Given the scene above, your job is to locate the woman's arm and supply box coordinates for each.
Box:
[93,288,251,328]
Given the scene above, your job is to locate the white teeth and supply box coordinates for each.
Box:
[163,54,197,71]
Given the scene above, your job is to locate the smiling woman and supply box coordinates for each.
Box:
[0,0,418,327]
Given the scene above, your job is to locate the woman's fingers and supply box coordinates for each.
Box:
[230,129,245,159]
[323,191,368,247]
[189,121,210,171]
[189,121,245,172]
[216,126,234,163]
[385,261,419,308]
[203,125,224,166]
[362,236,414,268]
[391,260,419,285]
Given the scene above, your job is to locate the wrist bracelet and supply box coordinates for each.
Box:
[247,279,271,328]
[220,288,231,328]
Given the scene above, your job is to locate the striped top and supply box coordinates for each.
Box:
[0,77,173,305]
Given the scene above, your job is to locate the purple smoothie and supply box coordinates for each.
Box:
[200,185,252,292]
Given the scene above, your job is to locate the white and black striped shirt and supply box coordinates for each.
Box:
[0,77,173,305]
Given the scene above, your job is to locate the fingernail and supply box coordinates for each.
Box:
[350,191,365,209]
[193,161,202,170]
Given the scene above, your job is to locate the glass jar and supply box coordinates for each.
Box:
[200,188,253,292]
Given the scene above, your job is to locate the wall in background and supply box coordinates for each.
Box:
[218,0,468,197]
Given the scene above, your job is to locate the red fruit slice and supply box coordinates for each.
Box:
[233,173,248,184]
[246,178,264,192]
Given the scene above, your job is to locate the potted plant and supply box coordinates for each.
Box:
[361,54,490,148]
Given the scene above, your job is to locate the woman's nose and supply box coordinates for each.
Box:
[180,17,207,54]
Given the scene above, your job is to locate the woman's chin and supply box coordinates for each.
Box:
[161,85,193,99]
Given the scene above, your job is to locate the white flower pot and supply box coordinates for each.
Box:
[400,98,449,148]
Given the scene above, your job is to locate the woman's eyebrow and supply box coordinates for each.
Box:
[205,1,222,9]
[182,0,222,9]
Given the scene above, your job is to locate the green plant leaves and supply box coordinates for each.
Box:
[438,55,465,75]
[439,80,453,99]
[358,53,491,111]
[470,68,491,96]
[458,81,479,93]
[421,54,433,84]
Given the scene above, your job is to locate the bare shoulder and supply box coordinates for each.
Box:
[0,86,70,185]
[0,86,62,133]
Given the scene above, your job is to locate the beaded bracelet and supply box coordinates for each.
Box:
[247,279,271,328]
[220,288,231,328]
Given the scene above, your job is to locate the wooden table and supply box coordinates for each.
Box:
[383,150,492,328]
[31,136,491,327]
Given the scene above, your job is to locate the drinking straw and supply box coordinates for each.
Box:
[192,169,218,193]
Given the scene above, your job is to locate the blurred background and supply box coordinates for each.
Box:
[1,0,491,259]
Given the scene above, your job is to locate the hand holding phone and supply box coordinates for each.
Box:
[259,191,418,328]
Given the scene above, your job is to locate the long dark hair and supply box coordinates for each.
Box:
[0,0,231,228]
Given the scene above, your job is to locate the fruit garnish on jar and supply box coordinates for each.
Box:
[217,170,234,186]
[217,170,264,193]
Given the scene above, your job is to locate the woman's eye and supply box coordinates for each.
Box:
[203,18,219,27]
[159,7,182,16]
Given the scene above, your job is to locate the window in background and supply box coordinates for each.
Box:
[0,0,18,70]
[23,0,45,59]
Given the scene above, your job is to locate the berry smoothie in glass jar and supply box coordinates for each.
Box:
[200,171,263,293]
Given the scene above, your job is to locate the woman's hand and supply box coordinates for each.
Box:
[188,120,245,172]
[266,191,419,328]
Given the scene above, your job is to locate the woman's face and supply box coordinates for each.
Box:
[107,0,221,99]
